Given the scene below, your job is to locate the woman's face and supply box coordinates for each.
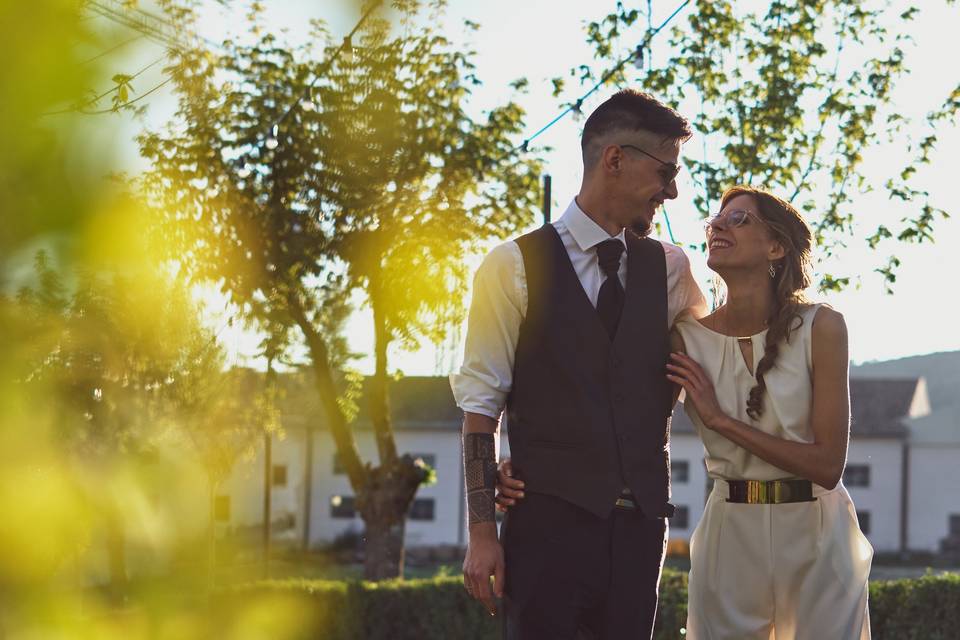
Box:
[705,194,783,276]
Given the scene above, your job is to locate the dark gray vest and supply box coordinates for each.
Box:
[505,224,675,518]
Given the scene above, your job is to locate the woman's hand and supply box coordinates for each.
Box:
[666,352,726,429]
[495,458,525,512]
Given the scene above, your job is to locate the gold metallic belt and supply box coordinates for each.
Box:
[726,479,815,504]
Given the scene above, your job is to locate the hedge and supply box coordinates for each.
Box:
[213,569,959,639]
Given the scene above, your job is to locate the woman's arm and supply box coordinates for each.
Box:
[666,307,851,489]
[668,326,687,407]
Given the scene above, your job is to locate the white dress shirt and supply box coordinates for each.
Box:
[450,198,708,419]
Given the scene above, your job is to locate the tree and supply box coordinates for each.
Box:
[16,250,271,592]
[557,0,958,291]
[139,0,542,579]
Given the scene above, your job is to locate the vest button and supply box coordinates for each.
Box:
[614,392,625,403]
[612,357,623,368]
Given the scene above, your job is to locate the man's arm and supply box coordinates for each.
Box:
[451,241,525,616]
[663,242,708,326]
[461,412,502,615]
[450,241,525,417]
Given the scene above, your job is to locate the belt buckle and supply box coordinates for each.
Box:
[746,480,787,504]
[740,479,809,504]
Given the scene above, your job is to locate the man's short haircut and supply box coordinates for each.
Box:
[581,90,692,169]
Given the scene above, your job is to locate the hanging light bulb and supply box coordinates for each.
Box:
[301,87,317,112]
[265,124,279,150]
[570,99,584,123]
[633,44,646,70]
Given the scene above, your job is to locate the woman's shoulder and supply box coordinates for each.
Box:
[807,303,846,341]
[798,301,844,327]
[792,303,846,366]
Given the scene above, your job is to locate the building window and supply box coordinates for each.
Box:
[409,498,435,521]
[856,511,871,536]
[844,464,871,487]
[949,514,960,536]
[272,464,287,487]
[214,495,231,522]
[411,453,436,468]
[330,495,356,519]
[670,505,689,529]
[671,460,689,484]
[333,453,345,475]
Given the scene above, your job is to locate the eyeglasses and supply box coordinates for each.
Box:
[619,144,681,185]
[704,209,759,235]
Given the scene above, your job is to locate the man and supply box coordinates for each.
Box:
[451,90,707,639]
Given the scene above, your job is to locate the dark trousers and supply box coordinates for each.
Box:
[501,492,667,640]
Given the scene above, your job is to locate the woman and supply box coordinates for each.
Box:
[497,186,873,639]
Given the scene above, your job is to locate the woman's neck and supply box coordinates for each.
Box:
[718,276,775,335]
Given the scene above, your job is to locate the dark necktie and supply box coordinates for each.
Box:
[595,239,625,339]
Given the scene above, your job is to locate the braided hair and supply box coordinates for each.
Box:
[719,186,814,420]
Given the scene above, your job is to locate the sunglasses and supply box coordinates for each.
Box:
[704,209,759,235]
[619,144,681,185]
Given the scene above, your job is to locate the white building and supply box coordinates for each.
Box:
[853,351,960,554]
[216,376,469,549]
[905,408,960,552]
[219,371,957,555]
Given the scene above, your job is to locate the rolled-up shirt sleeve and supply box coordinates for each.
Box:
[450,241,526,419]
[663,242,708,327]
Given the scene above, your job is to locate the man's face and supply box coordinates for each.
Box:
[616,137,682,236]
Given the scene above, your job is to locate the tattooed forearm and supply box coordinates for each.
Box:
[463,432,498,525]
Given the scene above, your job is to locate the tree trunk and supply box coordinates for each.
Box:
[367,269,398,465]
[287,294,366,488]
[302,425,314,552]
[364,516,406,580]
[357,459,424,579]
[288,291,424,580]
[262,430,272,579]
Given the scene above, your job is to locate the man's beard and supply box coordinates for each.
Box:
[630,217,652,238]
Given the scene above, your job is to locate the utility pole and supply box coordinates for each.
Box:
[542,174,552,224]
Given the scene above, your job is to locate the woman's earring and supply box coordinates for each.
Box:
[769,263,776,279]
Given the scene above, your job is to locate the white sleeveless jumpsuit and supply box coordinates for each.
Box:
[675,304,872,640]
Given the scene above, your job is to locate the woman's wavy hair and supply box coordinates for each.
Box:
[719,186,814,420]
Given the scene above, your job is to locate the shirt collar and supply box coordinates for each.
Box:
[559,198,628,253]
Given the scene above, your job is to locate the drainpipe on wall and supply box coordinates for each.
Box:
[900,440,910,557]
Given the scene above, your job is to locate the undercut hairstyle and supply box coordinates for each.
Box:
[581,90,692,170]
[718,186,814,420]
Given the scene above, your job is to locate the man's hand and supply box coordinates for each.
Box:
[495,458,525,511]
[463,525,504,616]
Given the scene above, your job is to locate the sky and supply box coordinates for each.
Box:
[75,0,960,373]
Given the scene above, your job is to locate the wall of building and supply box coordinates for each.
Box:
[220,427,466,548]
[843,438,904,553]
[908,444,960,552]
